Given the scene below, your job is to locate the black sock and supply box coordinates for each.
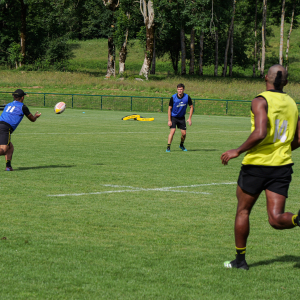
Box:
[167,144,171,150]
[235,247,246,262]
[180,142,184,147]
[6,160,11,168]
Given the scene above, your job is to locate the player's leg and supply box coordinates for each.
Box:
[167,128,176,152]
[224,185,260,270]
[235,185,260,247]
[179,129,187,151]
[5,142,14,171]
[266,190,296,229]
[0,145,7,156]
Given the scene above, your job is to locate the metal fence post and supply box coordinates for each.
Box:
[72,95,74,108]
[161,98,163,112]
[131,97,132,111]
[226,100,228,115]
[101,96,102,110]
[43,94,46,107]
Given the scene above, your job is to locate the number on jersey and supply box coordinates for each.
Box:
[6,106,16,113]
[273,119,287,143]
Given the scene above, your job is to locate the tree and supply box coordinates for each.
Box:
[261,0,267,77]
[189,28,195,75]
[222,0,236,77]
[285,0,296,70]
[279,0,286,65]
[0,0,76,69]
[139,0,155,79]
[103,0,120,77]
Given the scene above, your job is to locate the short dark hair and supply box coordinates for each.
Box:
[177,83,185,89]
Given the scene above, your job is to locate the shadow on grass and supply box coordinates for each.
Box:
[188,149,218,152]
[15,165,76,171]
[250,255,300,268]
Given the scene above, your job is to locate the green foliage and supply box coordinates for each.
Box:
[7,42,22,68]
[114,8,131,49]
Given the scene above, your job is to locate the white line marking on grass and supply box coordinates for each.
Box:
[15,131,249,135]
[47,182,236,197]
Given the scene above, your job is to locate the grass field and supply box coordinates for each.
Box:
[1,108,300,299]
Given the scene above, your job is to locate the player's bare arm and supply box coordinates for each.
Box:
[221,97,268,165]
[291,116,300,150]
[168,106,172,127]
[27,111,41,122]
[187,105,193,126]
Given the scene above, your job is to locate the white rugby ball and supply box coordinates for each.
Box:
[54,102,66,114]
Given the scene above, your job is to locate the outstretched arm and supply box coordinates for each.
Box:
[26,111,41,122]
[221,97,268,165]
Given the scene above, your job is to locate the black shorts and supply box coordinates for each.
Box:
[170,116,186,130]
[0,122,12,145]
[237,164,293,198]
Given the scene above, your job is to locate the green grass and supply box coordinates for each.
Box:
[1,108,300,299]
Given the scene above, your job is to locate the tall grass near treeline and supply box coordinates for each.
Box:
[1,23,300,101]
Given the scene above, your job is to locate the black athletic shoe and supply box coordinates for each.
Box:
[224,259,249,270]
[296,210,300,226]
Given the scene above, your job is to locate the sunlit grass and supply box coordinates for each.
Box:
[1,109,300,299]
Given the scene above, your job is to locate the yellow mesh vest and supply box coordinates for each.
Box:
[242,91,298,166]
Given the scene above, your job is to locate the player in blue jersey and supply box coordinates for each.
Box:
[0,89,41,171]
[166,83,193,152]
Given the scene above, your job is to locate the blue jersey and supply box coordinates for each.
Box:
[170,93,191,118]
[0,100,27,130]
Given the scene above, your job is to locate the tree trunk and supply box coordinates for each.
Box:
[103,0,119,77]
[279,0,286,65]
[139,24,154,79]
[199,30,204,76]
[150,35,156,74]
[261,0,267,77]
[119,13,129,75]
[139,0,155,80]
[285,0,295,70]
[189,28,195,75]
[20,0,26,67]
[119,33,128,74]
[222,0,236,77]
[214,30,219,76]
[170,50,179,75]
[229,22,234,77]
[180,27,186,75]
[253,0,258,77]
[107,37,115,77]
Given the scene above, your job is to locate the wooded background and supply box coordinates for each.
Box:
[0,0,299,79]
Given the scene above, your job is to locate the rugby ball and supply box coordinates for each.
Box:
[54,102,66,114]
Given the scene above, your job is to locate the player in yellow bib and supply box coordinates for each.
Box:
[221,64,300,270]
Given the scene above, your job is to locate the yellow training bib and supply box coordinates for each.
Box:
[242,91,298,166]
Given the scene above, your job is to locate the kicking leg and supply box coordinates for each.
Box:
[266,189,296,229]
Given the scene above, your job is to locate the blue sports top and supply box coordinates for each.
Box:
[169,93,192,118]
[0,100,31,130]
